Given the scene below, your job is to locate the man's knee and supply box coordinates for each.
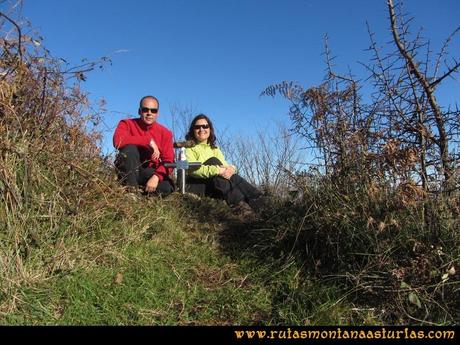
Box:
[118,144,140,157]
[116,145,141,167]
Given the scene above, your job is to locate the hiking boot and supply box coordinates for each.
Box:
[185,192,202,201]
[231,201,256,220]
[125,191,140,201]
[122,186,142,200]
[247,195,271,213]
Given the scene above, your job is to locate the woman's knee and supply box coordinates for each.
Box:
[203,157,223,166]
[211,175,231,191]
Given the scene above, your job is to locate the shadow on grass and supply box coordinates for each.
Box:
[175,194,398,325]
[177,194,330,323]
[177,194,284,263]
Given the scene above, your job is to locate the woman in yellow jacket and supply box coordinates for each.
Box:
[185,114,264,210]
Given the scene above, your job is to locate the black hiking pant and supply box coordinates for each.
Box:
[186,157,261,206]
[115,144,174,196]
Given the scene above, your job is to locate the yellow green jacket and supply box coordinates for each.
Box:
[185,141,232,178]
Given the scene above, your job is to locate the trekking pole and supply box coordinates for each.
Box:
[164,141,201,194]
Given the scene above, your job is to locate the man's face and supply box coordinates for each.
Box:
[139,98,159,125]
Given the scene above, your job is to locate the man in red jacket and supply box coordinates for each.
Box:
[113,95,174,195]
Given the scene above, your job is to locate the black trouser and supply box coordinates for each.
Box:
[115,144,174,195]
[186,157,261,206]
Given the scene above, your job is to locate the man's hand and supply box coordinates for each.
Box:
[145,174,159,193]
[149,139,160,160]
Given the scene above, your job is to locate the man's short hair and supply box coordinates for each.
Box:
[139,95,160,108]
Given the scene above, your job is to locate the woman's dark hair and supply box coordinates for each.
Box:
[185,114,217,148]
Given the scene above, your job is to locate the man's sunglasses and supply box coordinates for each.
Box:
[194,124,209,130]
[140,107,158,114]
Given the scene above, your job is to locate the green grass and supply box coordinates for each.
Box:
[1,192,373,325]
[2,186,458,325]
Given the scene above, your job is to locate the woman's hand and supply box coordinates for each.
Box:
[149,139,160,160]
[145,174,159,193]
[218,167,227,178]
[219,166,235,180]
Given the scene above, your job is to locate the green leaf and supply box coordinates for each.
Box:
[400,281,410,289]
[408,292,421,308]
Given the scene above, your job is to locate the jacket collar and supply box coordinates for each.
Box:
[136,118,156,130]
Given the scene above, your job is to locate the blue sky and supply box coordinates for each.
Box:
[14,0,460,156]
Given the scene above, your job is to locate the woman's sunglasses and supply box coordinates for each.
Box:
[194,124,209,130]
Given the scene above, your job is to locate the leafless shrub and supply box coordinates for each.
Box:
[220,123,304,198]
[168,102,197,142]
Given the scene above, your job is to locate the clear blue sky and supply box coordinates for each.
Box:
[13,0,460,156]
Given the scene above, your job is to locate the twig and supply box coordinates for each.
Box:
[0,11,22,62]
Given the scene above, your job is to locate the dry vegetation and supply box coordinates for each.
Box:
[0,5,126,313]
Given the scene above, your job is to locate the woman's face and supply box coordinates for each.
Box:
[193,118,210,143]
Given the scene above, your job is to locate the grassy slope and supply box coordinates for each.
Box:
[1,192,376,325]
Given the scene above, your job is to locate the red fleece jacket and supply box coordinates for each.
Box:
[113,118,174,181]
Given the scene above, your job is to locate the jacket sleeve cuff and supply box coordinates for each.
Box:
[154,172,164,182]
